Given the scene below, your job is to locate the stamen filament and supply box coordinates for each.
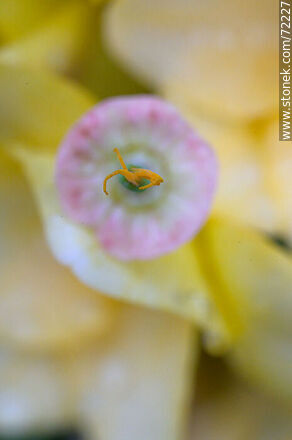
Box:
[103,148,164,195]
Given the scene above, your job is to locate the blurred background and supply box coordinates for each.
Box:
[0,1,291,440]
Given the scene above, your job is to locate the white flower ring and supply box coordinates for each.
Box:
[56,96,217,260]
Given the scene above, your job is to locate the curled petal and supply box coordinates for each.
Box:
[0,150,114,352]
[202,218,292,404]
[15,148,228,352]
[56,96,218,260]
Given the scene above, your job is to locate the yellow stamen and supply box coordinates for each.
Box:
[103,148,164,195]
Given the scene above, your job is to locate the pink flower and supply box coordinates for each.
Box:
[56,96,217,260]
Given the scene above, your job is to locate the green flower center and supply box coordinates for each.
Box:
[118,164,150,192]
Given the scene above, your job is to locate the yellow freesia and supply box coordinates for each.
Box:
[104,0,276,119]
[201,218,292,405]
[0,0,60,42]
[0,61,291,440]
[0,1,93,75]
[0,1,291,437]
[104,0,291,242]
[0,65,195,439]
[0,0,147,99]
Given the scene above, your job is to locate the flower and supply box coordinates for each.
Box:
[0,65,195,440]
[56,96,217,260]
[0,0,147,98]
[0,1,291,439]
[103,0,292,244]
[104,0,276,119]
[5,65,225,349]
[0,61,291,430]
[103,147,164,195]
[0,0,91,73]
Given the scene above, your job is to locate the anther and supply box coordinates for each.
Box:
[103,148,164,195]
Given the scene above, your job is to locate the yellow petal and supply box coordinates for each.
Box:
[202,218,292,405]
[0,351,70,434]
[0,149,38,262]
[0,63,94,152]
[67,304,196,440]
[162,107,277,233]
[15,148,229,351]
[191,356,292,440]
[0,1,91,75]
[105,0,276,120]
[0,150,115,352]
[88,0,109,4]
[103,0,200,87]
[0,0,60,43]
[264,120,292,242]
[78,10,149,99]
[163,36,276,122]
[0,305,196,438]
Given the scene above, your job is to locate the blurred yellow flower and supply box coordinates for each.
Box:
[0,66,195,439]
[104,0,292,243]
[0,0,147,98]
[0,61,291,439]
[0,1,291,439]
[0,0,91,74]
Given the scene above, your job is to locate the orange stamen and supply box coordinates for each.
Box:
[103,148,164,195]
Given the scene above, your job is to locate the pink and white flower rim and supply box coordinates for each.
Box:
[56,96,218,261]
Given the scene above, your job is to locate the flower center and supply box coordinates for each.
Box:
[118,165,149,192]
[103,148,164,196]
